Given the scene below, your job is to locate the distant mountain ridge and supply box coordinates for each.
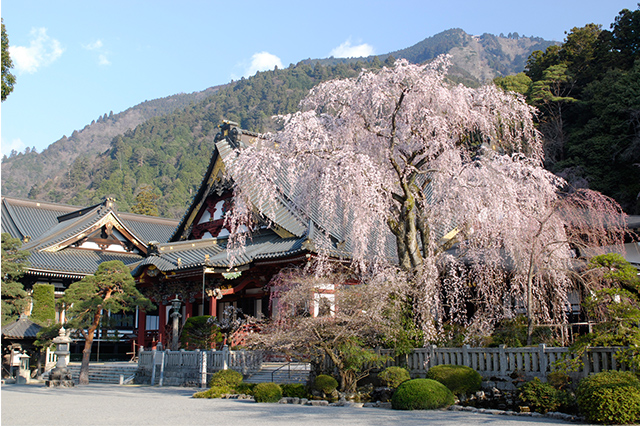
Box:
[1,28,557,207]
[303,29,557,86]
[1,86,224,197]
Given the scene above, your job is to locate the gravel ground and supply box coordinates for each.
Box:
[1,383,577,426]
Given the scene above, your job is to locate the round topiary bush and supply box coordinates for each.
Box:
[391,378,455,410]
[425,364,482,395]
[254,382,283,403]
[378,366,411,389]
[577,371,640,424]
[281,383,308,398]
[314,374,338,394]
[208,369,243,389]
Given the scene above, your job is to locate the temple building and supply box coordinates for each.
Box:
[2,122,344,353]
[1,196,178,356]
[131,121,344,349]
[4,121,638,356]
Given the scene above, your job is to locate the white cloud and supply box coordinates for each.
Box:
[1,137,26,158]
[83,40,103,50]
[83,39,111,66]
[98,54,111,66]
[329,40,374,58]
[244,52,283,77]
[9,28,64,74]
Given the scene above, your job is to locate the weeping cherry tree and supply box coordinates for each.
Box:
[225,57,627,343]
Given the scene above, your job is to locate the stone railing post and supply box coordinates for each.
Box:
[241,351,248,375]
[462,345,470,367]
[582,347,591,379]
[429,345,436,370]
[538,344,548,379]
[150,349,157,385]
[199,350,207,388]
[222,345,229,370]
[499,345,507,378]
[158,350,167,386]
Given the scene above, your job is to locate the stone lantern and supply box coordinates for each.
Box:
[45,327,74,387]
[16,352,31,384]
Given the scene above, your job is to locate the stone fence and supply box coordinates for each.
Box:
[137,345,632,388]
[136,346,262,387]
[374,345,631,381]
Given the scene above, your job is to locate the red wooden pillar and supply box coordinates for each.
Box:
[158,303,166,346]
[185,301,193,320]
[137,309,147,349]
[209,296,217,318]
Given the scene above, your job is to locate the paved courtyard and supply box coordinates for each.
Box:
[2,383,577,426]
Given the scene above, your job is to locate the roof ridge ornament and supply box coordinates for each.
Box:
[104,197,117,211]
[214,120,242,148]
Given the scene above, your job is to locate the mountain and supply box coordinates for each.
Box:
[1,86,223,197]
[1,29,558,215]
[303,29,558,86]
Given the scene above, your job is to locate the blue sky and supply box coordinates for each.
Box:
[2,0,638,157]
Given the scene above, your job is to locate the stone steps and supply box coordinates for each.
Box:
[45,362,138,384]
[244,362,310,384]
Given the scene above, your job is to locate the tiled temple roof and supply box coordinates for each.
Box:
[135,229,306,275]
[28,249,145,278]
[1,315,42,339]
[1,196,179,277]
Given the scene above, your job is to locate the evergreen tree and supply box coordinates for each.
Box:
[1,18,16,102]
[62,260,153,384]
[524,4,640,213]
[131,185,160,216]
[1,233,30,325]
[30,284,56,326]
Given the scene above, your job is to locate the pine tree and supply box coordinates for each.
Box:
[62,260,153,384]
[1,233,30,325]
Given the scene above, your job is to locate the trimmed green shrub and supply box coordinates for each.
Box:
[426,364,482,395]
[282,383,308,398]
[193,385,232,399]
[208,369,243,389]
[314,374,338,394]
[30,284,55,326]
[391,378,455,410]
[378,366,410,388]
[577,371,640,424]
[254,382,283,403]
[235,382,256,395]
[518,378,563,414]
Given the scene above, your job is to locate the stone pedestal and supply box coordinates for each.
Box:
[46,327,75,388]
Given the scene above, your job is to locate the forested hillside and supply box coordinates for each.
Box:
[494,6,640,214]
[1,86,222,197]
[15,60,383,218]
